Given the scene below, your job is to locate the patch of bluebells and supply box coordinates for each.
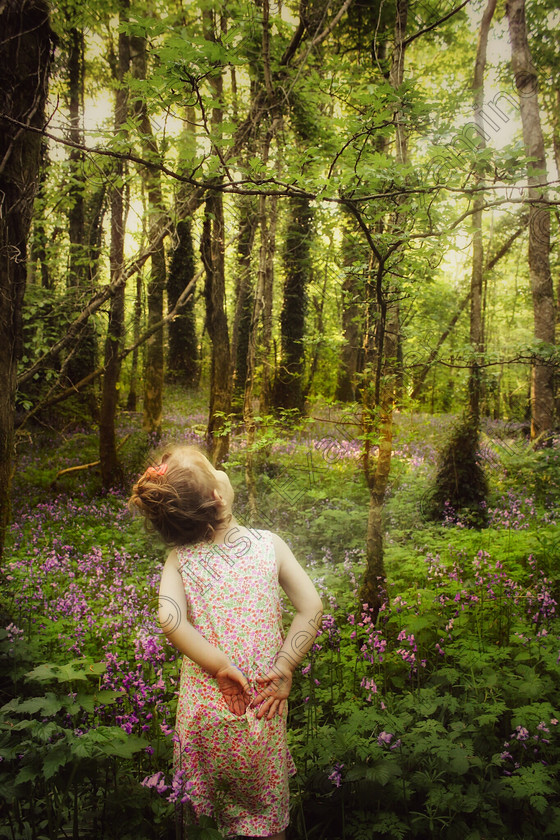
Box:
[486,489,537,530]
[141,768,194,804]
[306,544,560,732]
[5,491,178,745]
[499,718,559,776]
[328,762,345,787]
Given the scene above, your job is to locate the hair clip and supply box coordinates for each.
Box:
[145,463,168,479]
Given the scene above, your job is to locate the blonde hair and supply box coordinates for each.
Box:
[128,445,230,546]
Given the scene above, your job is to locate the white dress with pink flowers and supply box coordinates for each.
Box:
[174,528,296,838]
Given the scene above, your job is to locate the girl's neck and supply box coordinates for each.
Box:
[211,514,237,544]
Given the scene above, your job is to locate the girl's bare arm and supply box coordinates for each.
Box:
[252,534,323,719]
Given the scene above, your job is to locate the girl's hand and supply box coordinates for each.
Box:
[215,665,251,717]
[250,668,293,720]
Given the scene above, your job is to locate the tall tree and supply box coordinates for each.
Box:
[99,4,130,487]
[167,218,198,387]
[357,0,408,615]
[232,194,259,401]
[0,0,54,554]
[273,195,313,413]
[201,193,231,465]
[64,19,98,401]
[507,0,555,443]
[168,108,199,389]
[468,0,497,423]
[201,4,233,464]
[130,33,167,437]
[336,212,366,402]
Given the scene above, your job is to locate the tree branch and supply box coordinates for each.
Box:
[309,0,355,49]
[403,0,472,48]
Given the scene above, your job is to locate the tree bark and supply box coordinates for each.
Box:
[126,272,143,411]
[258,192,278,414]
[336,211,365,402]
[167,219,198,387]
[358,0,408,617]
[232,195,259,399]
[65,25,97,399]
[468,0,496,423]
[507,0,555,443]
[66,26,85,290]
[130,34,167,437]
[0,0,54,555]
[99,5,129,488]
[201,194,231,465]
[168,109,199,390]
[273,196,313,413]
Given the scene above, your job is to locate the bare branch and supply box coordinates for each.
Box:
[403,0,472,48]
[309,0,355,49]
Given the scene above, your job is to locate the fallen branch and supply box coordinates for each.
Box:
[51,434,131,483]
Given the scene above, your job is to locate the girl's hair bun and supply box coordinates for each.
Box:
[128,446,229,546]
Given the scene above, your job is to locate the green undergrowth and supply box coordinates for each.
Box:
[3,399,560,839]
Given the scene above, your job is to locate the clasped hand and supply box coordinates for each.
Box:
[214,664,293,719]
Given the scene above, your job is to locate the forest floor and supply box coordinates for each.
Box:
[3,389,560,840]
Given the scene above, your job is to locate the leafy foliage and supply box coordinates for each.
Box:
[5,401,560,837]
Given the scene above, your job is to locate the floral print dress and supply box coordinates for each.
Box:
[174,528,296,838]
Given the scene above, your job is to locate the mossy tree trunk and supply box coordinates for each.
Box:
[468,0,496,424]
[507,0,555,444]
[66,25,85,291]
[272,196,313,414]
[201,194,231,466]
[358,0,408,619]
[167,219,198,388]
[130,34,167,438]
[99,3,129,488]
[336,211,366,402]
[232,195,259,402]
[65,24,98,402]
[0,0,53,554]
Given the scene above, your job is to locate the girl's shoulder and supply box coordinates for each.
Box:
[164,548,179,569]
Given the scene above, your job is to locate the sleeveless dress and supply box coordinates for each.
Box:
[174,527,296,838]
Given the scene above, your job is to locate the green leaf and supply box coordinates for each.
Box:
[530,794,548,815]
[9,697,45,715]
[449,748,469,775]
[15,765,39,785]
[43,745,71,780]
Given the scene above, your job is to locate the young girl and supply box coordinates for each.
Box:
[129,445,323,840]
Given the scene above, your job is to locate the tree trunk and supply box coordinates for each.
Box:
[126,272,143,411]
[130,34,167,437]
[468,0,496,423]
[0,0,53,555]
[99,6,129,488]
[200,7,231,463]
[201,194,231,465]
[258,192,278,414]
[272,196,313,413]
[507,0,555,443]
[358,0,408,617]
[167,219,198,387]
[29,144,51,289]
[65,25,98,400]
[67,26,85,290]
[232,195,259,400]
[168,106,198,390]
[336,212,365,402]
